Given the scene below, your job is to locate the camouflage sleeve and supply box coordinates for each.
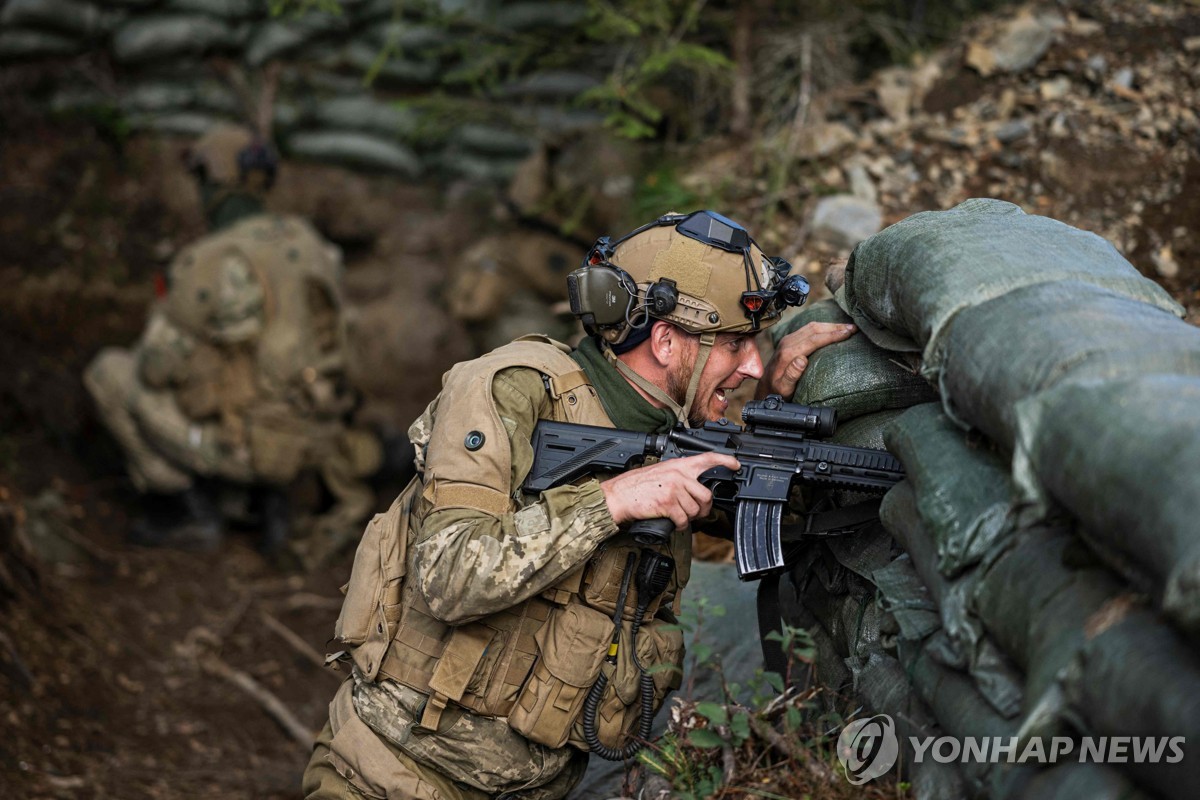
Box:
[136,309,196,390]
[411,367,618,626]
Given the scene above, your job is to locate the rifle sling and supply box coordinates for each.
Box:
[780,499,883,542]
[757,573,789,678]
[759,499,883,676]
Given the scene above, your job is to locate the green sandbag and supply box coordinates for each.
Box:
[884,403,1015,577]
[1004,763,1151,800]
[850,651,968,800]
[900,634,1020,792]
[939,281,1200,449]
[1060,607,1200,799]
[0,0,112,38]
[972,527,1124,702]
[797,570,886,663]
[772,299,937,421]
[1013,375,1200,632]
[872,553,940,642]
[840,198,1182,371]
[831,408,907,450]
[112,16,240,64]
[284,131,422,177]
[0,29,84,59]
[879,484,1024,720]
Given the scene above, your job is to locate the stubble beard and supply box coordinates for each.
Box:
[667,360,711,427]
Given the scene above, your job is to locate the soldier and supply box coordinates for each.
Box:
[303,210,855,799]
[446,231,583,354]
[84,124,381,562]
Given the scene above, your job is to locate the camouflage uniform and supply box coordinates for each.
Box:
[85,125,380,559]
[304,337,689,800]
[306,209,803,799]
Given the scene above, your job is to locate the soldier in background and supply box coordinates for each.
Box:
[445,131,641,356]
[84,124,382,566]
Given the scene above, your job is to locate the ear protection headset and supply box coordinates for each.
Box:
[567,210,808,345]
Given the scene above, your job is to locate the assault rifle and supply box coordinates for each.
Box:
[523,395,904,581]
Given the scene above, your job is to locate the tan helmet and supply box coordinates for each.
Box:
[186,123,277,190]
[568,210,810,423]
[568,210,809,347]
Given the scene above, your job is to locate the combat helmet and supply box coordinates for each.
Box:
[568,210,809,422]
[186,123,278,191]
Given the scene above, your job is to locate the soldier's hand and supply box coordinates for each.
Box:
[756,322,857,400]
[600,452,741,530]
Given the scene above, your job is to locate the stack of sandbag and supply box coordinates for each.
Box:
[6,0,603,180]
[773,198,1200,799]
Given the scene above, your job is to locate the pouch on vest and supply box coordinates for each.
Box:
[246,405,314,484]
[567,617,684,752]
[335,478,418,681]
[508,603,612,749]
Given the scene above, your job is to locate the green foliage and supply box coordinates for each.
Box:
[581,0,733,139]
[631,163,698,221]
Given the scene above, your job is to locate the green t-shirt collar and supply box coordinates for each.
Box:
[571,336,677,434]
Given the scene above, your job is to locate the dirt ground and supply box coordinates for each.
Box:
[0,114,397,798]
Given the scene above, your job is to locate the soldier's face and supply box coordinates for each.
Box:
[670,332,764,425]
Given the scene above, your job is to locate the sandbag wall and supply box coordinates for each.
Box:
[774,198,1200,799]
[0,0,602,180]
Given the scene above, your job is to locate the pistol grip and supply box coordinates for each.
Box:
[630,517,675,545]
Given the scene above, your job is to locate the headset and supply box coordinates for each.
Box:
[567,210,809,342]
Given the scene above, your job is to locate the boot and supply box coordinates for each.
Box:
[129,485,224,551]
[258,487,292,557]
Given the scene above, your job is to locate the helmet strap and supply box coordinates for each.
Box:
[601,333,715,428]
[681,333,716,426]
[603,343,686,422]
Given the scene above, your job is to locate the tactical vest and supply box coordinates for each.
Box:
[157,214,351,483]
[333,336,688,755]
[164,213,347,406]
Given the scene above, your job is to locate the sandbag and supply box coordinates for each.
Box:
[850,651,968,800]
[840,198,1182,372]
[112,16,241,63]
[881,482,1023,719]
[1013,375,1200,632]
[244,20,312,65]
[830,408,907,450]
[284,131,422,177]
[164,0,261,20]
[1002,762,1151,800]
[972,527,1125,702]
[872,552,940,642]
[120,81,240,115]
[884,403,1015,577]
[311,96,421,140]
[772,299,936,421]
[1059,606,1200,799]
[0,0,112,38]
[901,634,1020,792]
[0,29,84,59]
[939,281,1200,448]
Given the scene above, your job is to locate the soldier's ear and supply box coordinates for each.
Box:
[648,321,677,367]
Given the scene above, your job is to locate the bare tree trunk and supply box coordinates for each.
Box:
[730,3,755,139]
